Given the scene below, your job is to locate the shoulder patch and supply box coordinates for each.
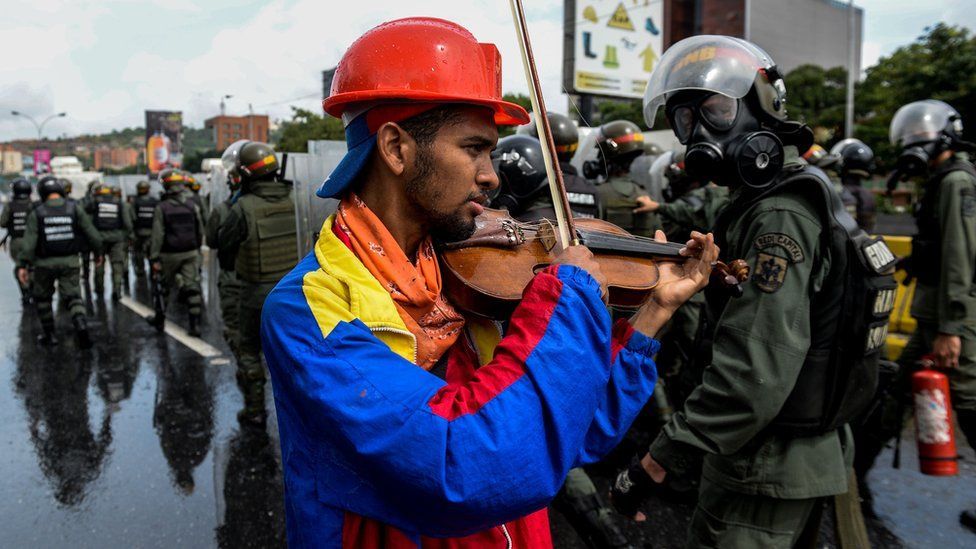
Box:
[754,233,805,263]
[752,252,788,293]
[961,187,976,217]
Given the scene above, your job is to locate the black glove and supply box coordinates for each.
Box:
[610,455,657,518]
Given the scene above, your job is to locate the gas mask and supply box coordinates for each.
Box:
[896,140,945,178]
[667,92,783,189]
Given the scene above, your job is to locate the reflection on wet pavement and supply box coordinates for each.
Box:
[0,253,285,548]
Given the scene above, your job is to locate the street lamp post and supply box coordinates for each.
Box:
[10,111,67,141]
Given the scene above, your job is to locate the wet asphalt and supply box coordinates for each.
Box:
[1,250,975,548]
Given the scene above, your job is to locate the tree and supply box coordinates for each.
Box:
[856,23,976,168]
[784,64,847,141]
[275,107,344,152]
[500,93,532,136]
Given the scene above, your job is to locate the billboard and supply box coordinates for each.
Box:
[145,110,183,176]
[33,149,51,175]
[563,0,664,99]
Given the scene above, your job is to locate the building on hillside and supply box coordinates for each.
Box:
[204,114,270,152]
[1,150,23,175]
[93,147,140,170]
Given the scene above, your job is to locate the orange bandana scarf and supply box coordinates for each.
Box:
[334,193,465,370]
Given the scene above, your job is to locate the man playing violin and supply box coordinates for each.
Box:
[260,17,719,549]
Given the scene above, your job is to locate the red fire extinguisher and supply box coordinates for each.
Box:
[913,355,958,476]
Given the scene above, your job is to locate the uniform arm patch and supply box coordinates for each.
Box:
[753,232,804,263]
[752,252,789,293]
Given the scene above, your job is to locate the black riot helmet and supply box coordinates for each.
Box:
[37,175,65,197]
[490,134,548,213]
[11,178,31,198]
[518,112,580,162]
[644,35,813,189]
[222,140,279,183]
[136,180,151,195]
[889,100,970,178]
[596,120,645,168]
[831,138,875,177]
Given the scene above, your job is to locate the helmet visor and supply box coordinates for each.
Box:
[644,35,774,128]
[221,140,249,172]
[889,100,958,147]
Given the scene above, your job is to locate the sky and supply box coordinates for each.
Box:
[0,0,973,142]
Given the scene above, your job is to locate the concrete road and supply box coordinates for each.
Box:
[1,250,974,548]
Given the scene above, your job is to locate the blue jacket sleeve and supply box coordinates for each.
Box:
[261,265,659,537]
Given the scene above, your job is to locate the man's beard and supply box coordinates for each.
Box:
[406,146,479,244]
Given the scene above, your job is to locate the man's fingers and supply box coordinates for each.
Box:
[654,229,667,243]
[634,511,647,522]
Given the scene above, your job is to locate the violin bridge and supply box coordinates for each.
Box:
[537,220,557,252]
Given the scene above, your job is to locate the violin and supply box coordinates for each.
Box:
[440,209,749,319]
[438,0,749,319]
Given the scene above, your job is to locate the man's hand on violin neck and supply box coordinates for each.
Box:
[630,230,719,337]
[551,245,609,302]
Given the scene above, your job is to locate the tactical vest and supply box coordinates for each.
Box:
[597,177,656,237]
[134,195,159,231]
[159,199,200,253]
[910,158,976,286]
[518,172,602,222]
[7,199,31,238]
[36,201,80,258]
[93,195,123,231]
[700,166,896,436]
[235,194,298,283]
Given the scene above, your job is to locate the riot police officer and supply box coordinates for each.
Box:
[89,183,132,300]
[612,36,895,546]
[832,138,877,232]
[856,100,976,531]
[129,180,157,278]
[2,177,34,304]
[186,174,209,227]
[513,111,602,220]
[588,120,659,236]
[217,141,297,425]
[17,176,103,346]
[205,171,242,358]
[150,169,205,336]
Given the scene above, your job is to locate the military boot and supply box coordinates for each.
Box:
[237,379,267,427]
[73,315,92,349]
[37,322,58,346]
[188,313,202,337]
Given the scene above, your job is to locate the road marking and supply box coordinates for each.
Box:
[119,296,224,358]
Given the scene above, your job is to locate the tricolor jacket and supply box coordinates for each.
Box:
[261,215,660,548]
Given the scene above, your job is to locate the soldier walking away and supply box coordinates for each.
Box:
[854,99,976,532]
[186,173,209,229]
[2,177,35,305]
[150,169,205,336]
[587,120,660,237]
[513,111,603,220]
[612,35,896,547]
[16,176,103,347]
[129,180,157,278]
[217,140,297,425]
[89,183,132,300]
[830,138,878,232]
[206,167,243,358]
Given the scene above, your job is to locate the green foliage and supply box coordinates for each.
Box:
[275,107,344,152]
[182,148,221,173]
[784,64,847,139]
[595,99,646,129]
[856,23,976,170]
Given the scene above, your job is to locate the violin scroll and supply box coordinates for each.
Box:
[712,259,751,298]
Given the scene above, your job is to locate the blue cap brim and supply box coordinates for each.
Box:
[316,114,375,198]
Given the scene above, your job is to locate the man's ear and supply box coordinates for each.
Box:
[375,122,415,177]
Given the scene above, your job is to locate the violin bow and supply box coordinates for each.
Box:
[508,0,579,248]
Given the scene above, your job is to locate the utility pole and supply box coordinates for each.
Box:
[845,0,856,138]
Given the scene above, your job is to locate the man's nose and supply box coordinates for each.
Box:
[478,157,500,191]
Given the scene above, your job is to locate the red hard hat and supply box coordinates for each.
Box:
[323,17,529,126]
